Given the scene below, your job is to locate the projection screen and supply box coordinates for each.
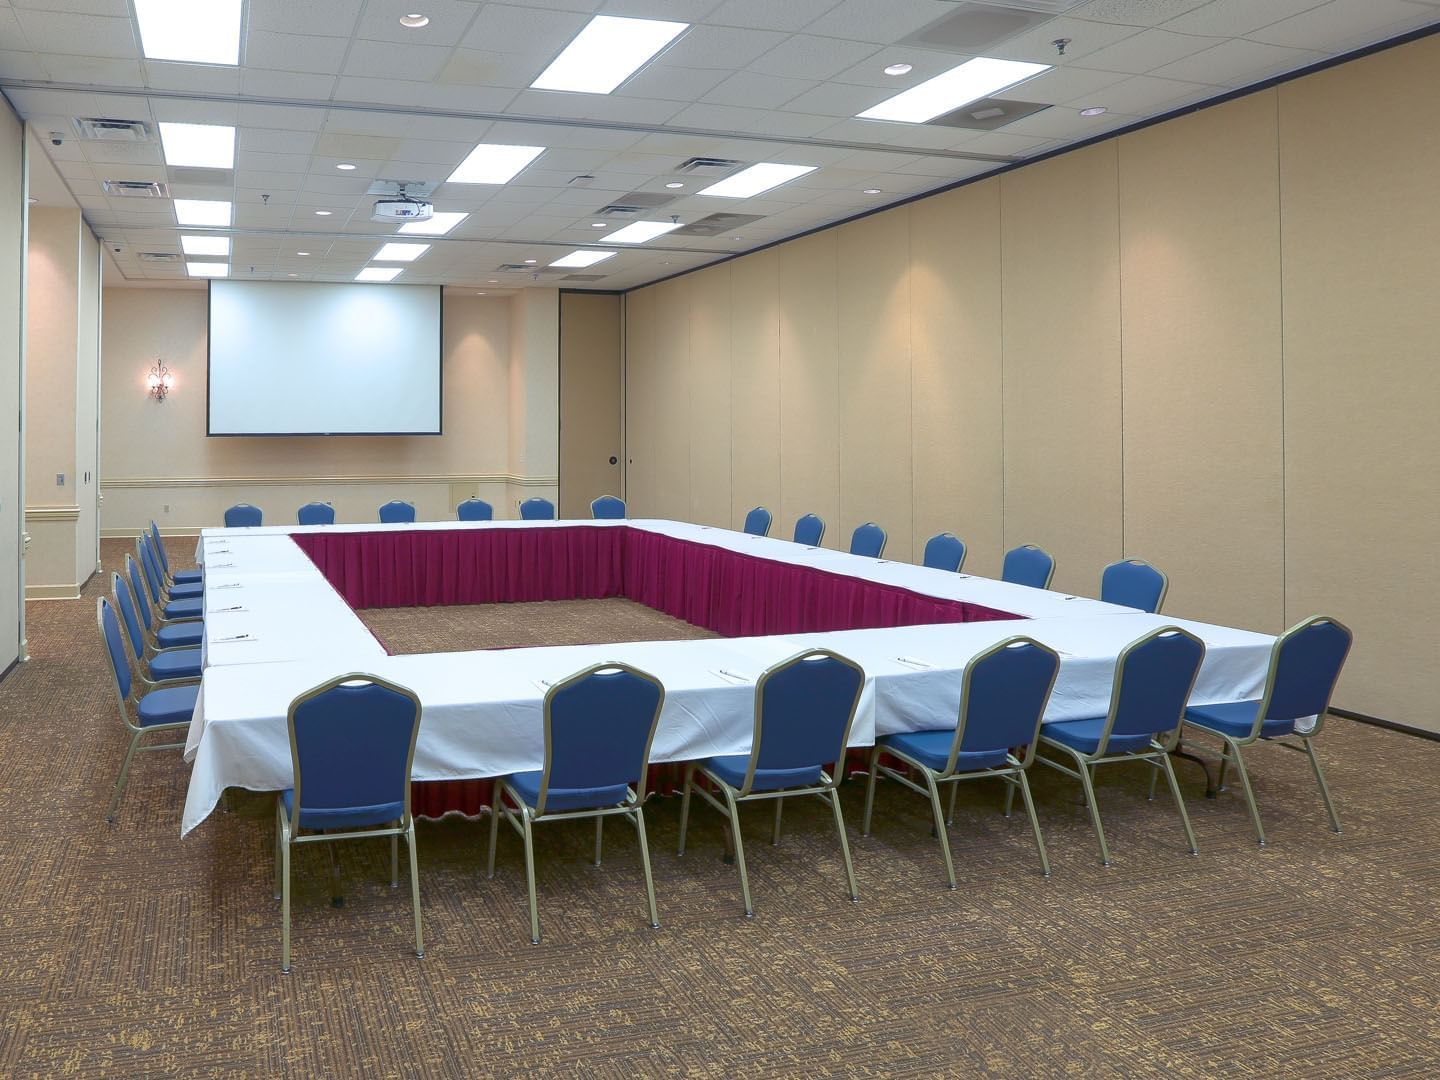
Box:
[208,280,442,435]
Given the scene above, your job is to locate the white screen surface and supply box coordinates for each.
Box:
[208,281,442,435]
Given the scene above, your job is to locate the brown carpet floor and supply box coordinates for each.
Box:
[0,539,1437,1077]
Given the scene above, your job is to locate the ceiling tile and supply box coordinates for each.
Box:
[343,39,456,81]
[746,34,879,80]
[245,31,352,75]
[1246,0,1438,50]
[1163,0,1329,37]
[248,0,364,38]
[1069,0,1212,27]
[1150,37,1326,85]
[12,10,136,58]
[659,25,789,69]
[706,0,843,33]
[802,0,958,44]
[1076,28,1228,74]
[702,71,818,108]
[354,0,483,45]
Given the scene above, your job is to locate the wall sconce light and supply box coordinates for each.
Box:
[146,359,174,402]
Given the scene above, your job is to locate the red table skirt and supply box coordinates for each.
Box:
[289,525,1021,819]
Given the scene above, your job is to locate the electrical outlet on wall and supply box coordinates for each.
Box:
[163,504,170,513]
[56,473,65,486]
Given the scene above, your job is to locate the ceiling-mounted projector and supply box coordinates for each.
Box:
[372,197,433,223]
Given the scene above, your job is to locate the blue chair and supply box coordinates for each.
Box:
[488,663,665,944]
[863,637,1061,887]
[96,597,197,822]
[140,529,203,601]
[519,497,556,520]
[590,495,625,519]
[1037,626,1205,866]
[149,520,202,586]
[1002,544,1056,590]
[792,513,825,546]
[138,536,203,618]
[849,522,887,558]
[742,506,772,537]
[126,553,203,651]
[223,503,263,528]
[111,572,202,687]
[1183,615,1352,846]
[378,500,416,523]
[457,498,493,521]
[678,649,864,916]
[922,532,966,573]
[297,502,335,525]
[1101,558,1168,613]
[275,673,424,973]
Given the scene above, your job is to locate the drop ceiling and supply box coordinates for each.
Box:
[1,0,1436,293]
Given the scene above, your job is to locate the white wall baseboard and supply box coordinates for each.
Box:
[25,583,81,600]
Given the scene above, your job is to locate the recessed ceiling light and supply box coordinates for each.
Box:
[181,234,229,256]
[863,188,882,195]
[314,210,332,216]
[487,279,499,283]
[297,251,310,256]
[858,57,1050,124]
[288,273,297,277]
[335,162,357,170]
[884,63,913,76]
[665,181,684,189]
[399,13,429,28]
[549,250,616,269]
[1080,106,1107,117]
[447,143,545,185]
[732,236,743,241]
[135,0,242,65]
[158,122,235,169]
[373,242,430,262]
[186,262,228,278]
[524,258,537,264]
[174,199,232,226]
[356,267,403,282]
[530,15,688,95]
[399,211,468,236]
[476,291,486,295]
[590,222,608,228]
[698,163,816,199]
[606,220,683,244]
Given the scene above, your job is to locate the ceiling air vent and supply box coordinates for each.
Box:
[596,192,677,216]
[898,3,1060,54]
[562,274,607,281]
[675,157,742,175]
[73,117,151,141]
[102,179,170,198]
[927,97,1050,129]
[673,212,762,237]
[138,252,181,263]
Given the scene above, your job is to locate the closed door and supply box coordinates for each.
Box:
[558,292,623,518]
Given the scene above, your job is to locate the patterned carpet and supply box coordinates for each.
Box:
[0,539,1437,1077]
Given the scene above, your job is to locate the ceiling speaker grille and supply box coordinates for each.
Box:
[102,180,169,198]
[73,117,150,141]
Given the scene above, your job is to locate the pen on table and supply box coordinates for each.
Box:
[212,605,246,612]
[716,668,751,683]
[214,633,253,642]
[895,655,933,670]
[211,582,242,590]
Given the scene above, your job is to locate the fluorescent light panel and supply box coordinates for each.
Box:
[159,121,235,169]
[180,235,229,256]
[356,267,403,282]
[447,143,545,185]
[697,163,816,199]
[549,250,616,269]
[858,57,1050,123]
[186,262,228,277]
[135,0,243,65]
[531,15,687,94]
[373,242,430,262]
[174,199,232,226]
[605,220,684,244]
[398,211,468,236]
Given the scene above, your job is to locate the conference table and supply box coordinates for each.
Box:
[180,519,1275,836]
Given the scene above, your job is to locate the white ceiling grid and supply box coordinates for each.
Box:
[0,0,1434,292]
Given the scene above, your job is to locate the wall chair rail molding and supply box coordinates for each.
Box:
[100,473,559,490]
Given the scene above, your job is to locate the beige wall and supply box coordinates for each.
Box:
[623,34,1440,731]
[0,101,22,667]
[558,292,623,518]
[100,287,558,532]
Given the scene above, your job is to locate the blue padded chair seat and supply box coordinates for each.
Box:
[1043,717,1154,755]
[705,755,822,792]
[280,789,403,831]
[136,684,200,727]
[172,569,203,584]
[166,581,203,600]
[507,770,629,812]
[163,597,203,619]
[1186,700,1294,740]
[879,730,1008,774]
[149,648,202,681]
[157,622,203,648]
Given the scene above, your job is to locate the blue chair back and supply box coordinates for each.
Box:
[288,675,422,829]
[148,521,170,574]
[590,495,625,519]
[952,637,1061,769]
[1262,616,1353,726]
[378,500,416,523]
[536,664,665,815]
[97,598,133,703]
[742,506,772,537]
[743,650,863,792]
[922,532,966,572]
[1105,627,1205,745]
[126,554,156,632]
[1101,559,1167,613]
[457,498,493,521]
[136,535,165,606]
[110,573,149,664]
[297,502,335,525]
[849,522,887,558]
[1002,544,1055,589]
[793,513,825,546]
[224,503,263,528]
[519,497,556,520]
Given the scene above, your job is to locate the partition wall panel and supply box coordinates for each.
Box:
[650,278,693,523]
[558,292,623,519]
[728,251,782,532]
[622,285,658,518]
[0,104,22,670]
[687,266,734,528]
[1118,92,1285,633]
[1000,143,1125,596]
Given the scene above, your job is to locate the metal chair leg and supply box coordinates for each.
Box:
[677,764,695,856]
[273,802,283,900]
[486,796,501,878]
[1224,738,1267,846]
[391,833,399,888]
[923,770,956,890]
[1016,770,1051,879]
[1003,777,1016,818]
[107,731,143,822]
[328,843,344,908]
[594,816,604,867]
[1159,751,1199,855]
[634,807,660,930]
[1073,752,1112,867]
[946,781,959,827]
[520,812,541,944]
[771,799,784,846]
[1147,761,1160,801]
[827,788,859,903]
[280,819,293,973]
[720,786,753,917]
[406,823,424,958]
[1301,738,1342,834]
[862,749,880,836]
